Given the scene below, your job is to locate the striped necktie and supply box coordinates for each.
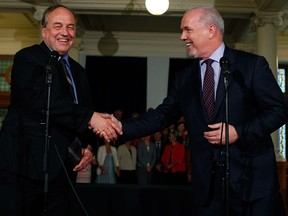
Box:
[60,59,77,104]
[60,59,81,164]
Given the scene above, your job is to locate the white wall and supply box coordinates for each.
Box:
[147,57,170,109]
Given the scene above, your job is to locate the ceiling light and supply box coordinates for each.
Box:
[145,0,169,15]
[98,31,119,56]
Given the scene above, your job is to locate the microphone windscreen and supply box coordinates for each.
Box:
[220,57,229,69]
[50,51,59,59]
[49,51,59,65]
[220,56,229,72]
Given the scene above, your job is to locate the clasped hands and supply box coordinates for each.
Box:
[88,112,123,142]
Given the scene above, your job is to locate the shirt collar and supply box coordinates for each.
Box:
[46,44,70,67]
[200,42,225,65]
[60,55,70,68]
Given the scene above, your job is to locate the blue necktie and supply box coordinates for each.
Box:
[60,59,78,104]
[60,59,81,164]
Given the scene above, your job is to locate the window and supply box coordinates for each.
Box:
[0,55,13,128]
[278,64,287,160]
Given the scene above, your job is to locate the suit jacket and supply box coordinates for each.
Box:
[161,142,186,173]
[137,141,156,168]
[154,140,166,165]
[0,42,95,181]
[121,45,288,206]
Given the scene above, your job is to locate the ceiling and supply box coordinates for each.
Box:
[0,0,288,45]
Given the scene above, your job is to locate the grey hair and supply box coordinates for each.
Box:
[187,6,225,36]
[41,4,78,27]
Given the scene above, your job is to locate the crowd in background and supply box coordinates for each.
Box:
[77,108,192,186]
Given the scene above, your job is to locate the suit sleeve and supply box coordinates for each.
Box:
[234,55,288,143]
[120,73,183,142]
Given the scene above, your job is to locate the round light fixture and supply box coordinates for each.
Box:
[97,32,119,56]
[145,0,169,15]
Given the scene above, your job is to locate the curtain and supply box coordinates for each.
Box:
[168,58,193,93]
[86,56,147,118]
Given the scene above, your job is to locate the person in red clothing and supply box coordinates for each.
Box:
[161,129,186,185]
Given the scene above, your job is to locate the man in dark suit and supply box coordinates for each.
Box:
[120,6,288,216]
[151,131,167,185]
[0,4,122,216]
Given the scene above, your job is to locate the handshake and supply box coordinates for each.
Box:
[88,112,123,142]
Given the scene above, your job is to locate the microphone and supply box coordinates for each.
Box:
[46,51,59,82]
[49,51,59,66]
[220,56,230,77]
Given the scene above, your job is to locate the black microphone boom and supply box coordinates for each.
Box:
[49,50,59,65]
[219,56,231,216]
[220,57,230,77]
[43,50,59,215]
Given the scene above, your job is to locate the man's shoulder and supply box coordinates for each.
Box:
[226,46,259,59]
[68,57,84,71]
[15,43,47,58]
[16,43,38,53]
[224,46,262,66]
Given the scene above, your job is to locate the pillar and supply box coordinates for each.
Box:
[252,11,285,161]
[33,5,46,43]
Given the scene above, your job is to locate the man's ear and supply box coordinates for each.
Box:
[208,24,217,39]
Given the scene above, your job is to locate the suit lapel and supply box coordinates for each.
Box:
[189,59,208,122]
[214,71,225,116]
[194,60,206,116]
[213,46,236,120]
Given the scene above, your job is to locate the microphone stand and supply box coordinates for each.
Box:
[222,68,231,216]
[43,51,58,215]
[43,63,52,216]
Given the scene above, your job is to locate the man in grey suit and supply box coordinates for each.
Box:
[0,4,122,216]
[120,6,288,216]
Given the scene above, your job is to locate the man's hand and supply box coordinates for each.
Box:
[88,112,123,142]
[203,122,239,145]
[73,146,93,172]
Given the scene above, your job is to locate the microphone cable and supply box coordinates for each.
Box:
[51,136,89,216]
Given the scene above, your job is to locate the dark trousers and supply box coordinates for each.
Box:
[151,169,165,185]
[163,171,187,185]
[196,190,286,216]
[117,170,137,184]
[0,159,77,216]
[196,162,286,216]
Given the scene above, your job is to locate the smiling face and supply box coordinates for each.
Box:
[180,10,209,58]
[180,8,223,59]
[42,6,76,56]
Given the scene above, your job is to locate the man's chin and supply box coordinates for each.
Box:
[187,50,197,58]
